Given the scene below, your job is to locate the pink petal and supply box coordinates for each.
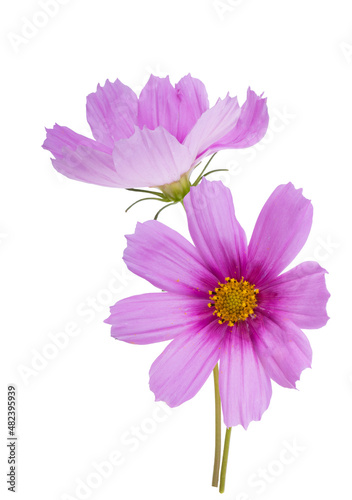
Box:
[175,74,209,142]
[260,262,330,329]
[247,183,313,285]
[149,320,225,407]
[112,126,193,188]
[43,123,112,156]
[42,124,121,187]
[250,313,312,389]
[138,75,180,138]
[209,88,268,151]
[123,220,218,296]
[184,178,247,281]
[219,324,272,429]
[105,292,209,344]
[86,79,138,149]
[183,94,241,161]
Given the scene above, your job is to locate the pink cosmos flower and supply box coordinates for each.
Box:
[105,179,329,428]
[42,75,268,201]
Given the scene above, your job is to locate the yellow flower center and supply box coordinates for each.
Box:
[208,277,259,326]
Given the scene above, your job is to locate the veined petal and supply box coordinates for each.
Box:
[209,88,268,151]
[149,320,225,407]
[42,124,121,187]
[247,183,313,285]
[138,75,180,138]
[86,79,138,148]
[112,126,193,188]
[183,94,241,161]
[106,292,209,344]
[123,220,219,296]
[250,313,312,389]
[184,178,247,280]
[42,123,112,157]
[219,324,272,429]
[260,262,330,329]
[175,74,209,142]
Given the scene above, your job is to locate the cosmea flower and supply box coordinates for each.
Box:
[42,75,268,204]
[105,179,329,428]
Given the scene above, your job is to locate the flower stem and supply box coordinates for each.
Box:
[212,364,222,487]
[219,427,232,494]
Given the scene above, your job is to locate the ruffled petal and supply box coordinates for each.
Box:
[260,262,330,329]
[138,75,180,138]
[183,94,241,161]
[123,220,218,296]
[149,320,225,407]
[105,292,209,344]
[219,324,272,429]
[42,124,121,187]
[247,183,313,285]
[86,79,138,148]
[184,178,247,281]
[175,74,209,142]
[209,88,268,151]
[43,123,112,156]
[250,313,312,389]
[112,126,193,188]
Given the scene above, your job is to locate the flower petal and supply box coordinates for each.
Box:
[175,74,209,142]
[183,94,241,161]
[247,183,313,285]
[112,126,193,188]
[250,313,312,389]
[149,320,225,407]
[123,220,218,296]
[260,262,330,329]
[209,88,268,151]
[42,124,121,187]
[106,292,210,344]
[219,324,272,429]
[184,178,247,280]
[86,79,138,148]
[138,75,180,138]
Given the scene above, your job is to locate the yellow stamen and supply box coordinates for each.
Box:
[208,277,259,325]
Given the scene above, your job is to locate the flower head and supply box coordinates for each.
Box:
[105,179,329,428]
[42,75,268,205]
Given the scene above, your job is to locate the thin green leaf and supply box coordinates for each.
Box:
[125,197,166,213]
[126,188,165,198]
[203,168,229,178]
[154,202,177,220]
[191,153,217,186]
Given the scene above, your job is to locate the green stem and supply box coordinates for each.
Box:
[179,196,223,490]
[212,364,222,487]
[219,427,232,494]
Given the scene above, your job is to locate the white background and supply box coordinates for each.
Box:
[1,0,351,499]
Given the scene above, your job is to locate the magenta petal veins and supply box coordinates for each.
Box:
[43,75,268,198]
[106,178,330,428]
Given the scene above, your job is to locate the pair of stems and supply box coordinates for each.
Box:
[212,364,232,494]
[173,162,231,492]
